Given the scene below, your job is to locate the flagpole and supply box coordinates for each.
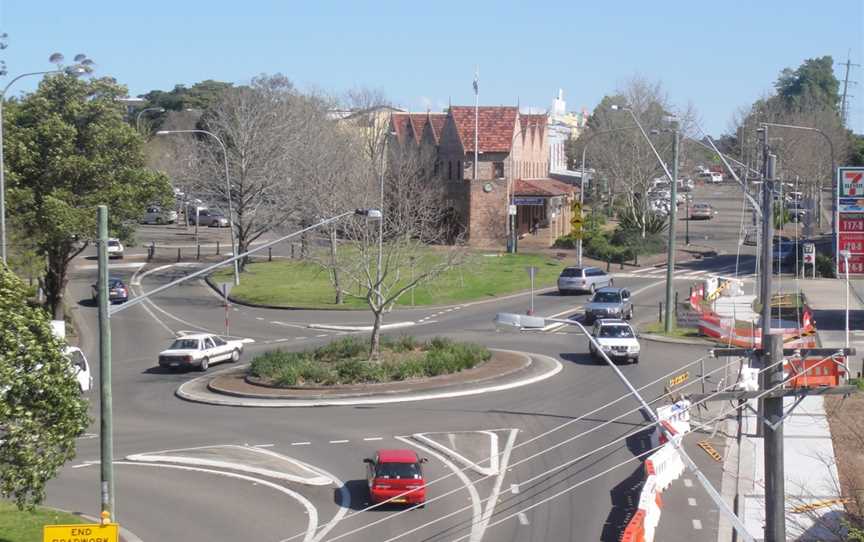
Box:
[473,67,479,182]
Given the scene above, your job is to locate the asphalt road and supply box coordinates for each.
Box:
[46,182,756,541]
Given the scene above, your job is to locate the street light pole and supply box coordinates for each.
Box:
[135,107,165,134]
[156,130,240,286]
[840,249,850,348]
[0,69,63,265]
[577,127,637,267]
[612,105,679,333]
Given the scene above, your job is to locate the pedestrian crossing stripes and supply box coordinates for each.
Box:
[614,268,757,280]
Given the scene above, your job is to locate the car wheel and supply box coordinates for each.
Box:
[155,217,163,225]
[627,307,634,320]
[608,278,614,287]
[590,284,596,294]
[199,358,210,372]
[231,349,240,363]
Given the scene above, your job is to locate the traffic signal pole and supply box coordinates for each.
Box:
[96,205,115,521]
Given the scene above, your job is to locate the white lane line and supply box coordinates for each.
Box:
[692,519,703,530]
[274,338,290,343]
[329,440,349,444]
[292,442,311,446]
[72,461,99,469]
[316,334,328,338]
[116,461,319,542]
[477,429,519,537]
[517,512,530,526]
[397,436,483,542]
[363,437,384,442]
[629,267,653,274]
[682,270,706,276]
[683,478,693,487]
[256,317,264,320]
[254,444,275,448]
[295,336,307,340]
[77,262,147,271]
[510,484,520,494]
[687,497,697,506]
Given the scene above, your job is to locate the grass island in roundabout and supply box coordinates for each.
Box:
[248,336,492,388]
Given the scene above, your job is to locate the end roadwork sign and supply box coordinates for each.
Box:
[44,523,118,542]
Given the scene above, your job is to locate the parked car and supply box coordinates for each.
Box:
[157,333,244,371]
[203,211,230,228]
[588,318,641,364]
[785,202,808,222]
[584,287,634,323]
[141,206,178,225]
[557,266,613,295]
[364,449,427,506]
[106,238,124,259]
[772,237,798,265]
[690,203,715,220]
[698,172,723,184]
[678,178,694,192]
[91,277,130,304]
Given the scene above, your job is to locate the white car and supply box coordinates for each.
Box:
[158,333,244,371]
[107,238,124,259]
[588,319,641,364]
[65,346,93,392]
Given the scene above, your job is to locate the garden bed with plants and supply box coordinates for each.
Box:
[248,336,492,388]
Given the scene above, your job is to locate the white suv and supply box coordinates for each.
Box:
[588,319,641,364]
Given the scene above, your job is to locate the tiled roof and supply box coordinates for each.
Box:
[427,113,447,144]
[391,113,413,145]
[449,106,519,153]
[514,178,577,197]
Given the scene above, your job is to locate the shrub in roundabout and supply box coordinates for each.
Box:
[250,336,491,387]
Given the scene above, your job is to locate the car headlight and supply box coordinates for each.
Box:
[601,345,612,351]
[628,345,640,353]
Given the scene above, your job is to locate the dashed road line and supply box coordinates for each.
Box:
[687,497,697,506]
[316,334,328,338]
[329,440,349,444]
[692,519,703,530]
[510,484,520,494]
[362,437,384,442]
[517,512,530,526]
[254,443,275,448]
[683,478,693,487]
[291,442,311,446]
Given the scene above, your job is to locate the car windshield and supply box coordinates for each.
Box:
[169,339,200,350]
[108,280,124,288]
[375,462,422,479]
[599,325,634,338]
[108,240,120,247]
[560,268,582,277]
[592,292,621,303]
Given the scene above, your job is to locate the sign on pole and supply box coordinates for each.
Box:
[44,523,119,542]
[837,168,864,277]
[570,200,583,239]
[220,282,232,336]
[525,266,537,315]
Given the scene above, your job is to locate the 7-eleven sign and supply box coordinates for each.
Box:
[840,167,864,197]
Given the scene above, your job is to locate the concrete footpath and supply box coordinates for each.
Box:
[719,278,863,541]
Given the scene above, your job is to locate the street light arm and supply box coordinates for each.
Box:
[1,70,60,96]
[698,135,764,219]
[621,108,675,184]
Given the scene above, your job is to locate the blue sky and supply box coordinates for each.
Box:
[1,0,862,136]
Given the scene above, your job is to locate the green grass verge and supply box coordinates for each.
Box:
[641,321,702,338]
[250,336,492,386]
[0,500,85,542]
[214,251,566,308]
[852,378,864,391]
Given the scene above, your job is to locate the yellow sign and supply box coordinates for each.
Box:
[790,497,850,514]
[668,372,689,388]
[44,523,119,542]
[570,201,583,234]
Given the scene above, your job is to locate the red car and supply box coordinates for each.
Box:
[364,449,427,506]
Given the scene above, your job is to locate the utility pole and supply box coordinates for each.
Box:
[759,127,774,340]
[839,52,859,128]
[664,121,680,333]
[763,332,786,541]
[96,205,115,521]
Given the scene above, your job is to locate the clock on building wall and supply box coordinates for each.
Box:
[483,182,494,193]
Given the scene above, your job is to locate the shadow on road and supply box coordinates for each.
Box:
[77,298,97,308]
[142,366,191,375]
[336,480,423,512]
[600,463,647,542]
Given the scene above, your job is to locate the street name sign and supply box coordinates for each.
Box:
[43,523,118,542]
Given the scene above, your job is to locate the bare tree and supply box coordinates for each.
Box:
[176,74,321,269]
[337,143,468,358]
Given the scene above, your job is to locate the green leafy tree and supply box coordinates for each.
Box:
[4,74,172,319]
[0,265,90,509]
[774,56,840,113]
[140,80,234,112]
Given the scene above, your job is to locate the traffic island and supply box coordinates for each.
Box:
[177,348,562,407]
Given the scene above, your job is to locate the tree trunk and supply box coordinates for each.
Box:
[369,309,383,360]
[329,227,343,305]
[44,251,69,321]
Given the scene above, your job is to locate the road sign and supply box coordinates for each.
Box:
[802,242,816,265]
[44,523,119,542]
[508,204,517,216]
[839,167,864,197]
[514,197,544,206]
[570,200,583,233]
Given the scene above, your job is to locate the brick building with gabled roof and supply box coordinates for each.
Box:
[389,105,577,249]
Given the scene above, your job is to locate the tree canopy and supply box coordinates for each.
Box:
[4,73,172,318]
[774,56,840,114]
[140,79,234,112]
[0,265,90,509]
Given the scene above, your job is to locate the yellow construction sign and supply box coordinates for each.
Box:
[697,440,723,462]
[790,498,850,514]
[44,523,119,542]
[570,201,583,235]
